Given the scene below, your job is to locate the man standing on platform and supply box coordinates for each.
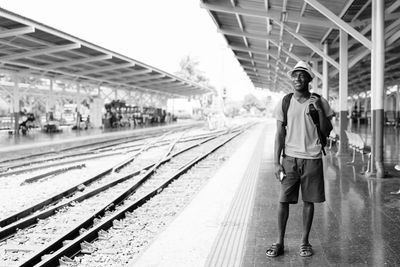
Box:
[266,60,334,258]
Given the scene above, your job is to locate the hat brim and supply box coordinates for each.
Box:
[287,67,314,80]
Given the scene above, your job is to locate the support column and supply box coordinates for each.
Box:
[357,95,361,128]
[12,76,20,135]
[371,0,385,178]
[47,79,55,120]
[322,42,329,99]
[337,29,348,156]
[396,85,399,127]
[311,59,318,93]
[348,97,354,130]
[364,93,369,124]
[76,84,81,128]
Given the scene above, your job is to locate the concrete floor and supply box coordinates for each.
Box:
[243,120,400,266]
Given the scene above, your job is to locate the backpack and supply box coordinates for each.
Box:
[282,92,330,156]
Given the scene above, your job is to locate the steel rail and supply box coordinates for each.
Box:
[0,129,229,231]
[31,129,246,267]
[0,131,171,228]
[0,124,195,166]
[0,126,213,175]
[0,151,122,178]
[21,163,86,185]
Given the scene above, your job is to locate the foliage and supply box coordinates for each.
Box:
[224,101,241,117]
[242,94,269,112]
[175,55,209,85]
[175,55,216,109]
[242,94,259,111]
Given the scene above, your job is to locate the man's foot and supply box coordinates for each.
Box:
[266,243,284,257]
[299,243,313,257]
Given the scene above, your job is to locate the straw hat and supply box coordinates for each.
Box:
[287,60,315,80]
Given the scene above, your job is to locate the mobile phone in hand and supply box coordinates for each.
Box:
[279,171,286,181]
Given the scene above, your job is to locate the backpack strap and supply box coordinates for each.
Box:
[282,93,293,127]
[281,93,293,157]
[309,93,327,156]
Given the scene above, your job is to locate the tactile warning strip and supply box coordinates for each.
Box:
[204,125,266,267]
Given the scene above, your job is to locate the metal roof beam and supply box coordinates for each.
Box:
[46,54,112,69]
[200,2,338,29]
[229,44,271,56]
[320,0,358,44]
[166,86,199,93]
[103,69,152,80]
[77,63,134,76]
[154,85,192,91]
[0,43,81,61]
[266,39,303,63]
[136,78,175,87]
[157,83,194,91]
[230,0,252,59]
[330,14,400,77]
[305,0,372,50]
[0,26,35,38]
[281,24,339,69]
[230,42,302,66]
[244,66,289,80]
[1,59,174,96]
[154,82,188,89]
[126,73,164,83]
[218,28,310,48]
[248,74,271,79]
[242,63,294,78]
[237,55,281,67]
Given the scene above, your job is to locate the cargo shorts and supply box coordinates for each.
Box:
[280,156,325,203]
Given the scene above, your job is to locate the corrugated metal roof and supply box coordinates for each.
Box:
[0,8,212,97]
[202,0,400,97]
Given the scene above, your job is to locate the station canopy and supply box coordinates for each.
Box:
[0,8,212,97]
[202,0,400,96]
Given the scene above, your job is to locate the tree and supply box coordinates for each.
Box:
[242,94,260,111]
[224,101,241,117]
[175,55,216,109]
[175,55,209,85]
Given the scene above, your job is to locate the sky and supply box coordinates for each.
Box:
[0,0,274,101]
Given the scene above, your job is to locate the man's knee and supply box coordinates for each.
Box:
[278,202,290,208]
[303,201,314,208]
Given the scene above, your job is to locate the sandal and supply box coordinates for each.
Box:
[299,243,313,257]
[266,243,284,257]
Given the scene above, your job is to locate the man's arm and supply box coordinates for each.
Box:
[274,120,285,180]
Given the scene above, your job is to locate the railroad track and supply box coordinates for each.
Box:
[0,130,231,221]
[0,123,201,169]
[0,129,232,219]
[0,128,190,222]
[0,127,227,230]
[0,127,228,178]
[0,123,253,266]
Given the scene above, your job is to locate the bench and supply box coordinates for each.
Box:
[385,111,396,126]
[344,130,372,172]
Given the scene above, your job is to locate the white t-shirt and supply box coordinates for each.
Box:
[273,95,334,159]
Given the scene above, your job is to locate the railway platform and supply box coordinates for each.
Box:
[0,120,203,160]
[131,118,400,267]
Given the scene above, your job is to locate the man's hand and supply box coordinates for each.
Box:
[274,163,284,181]
[309,94,322,111]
